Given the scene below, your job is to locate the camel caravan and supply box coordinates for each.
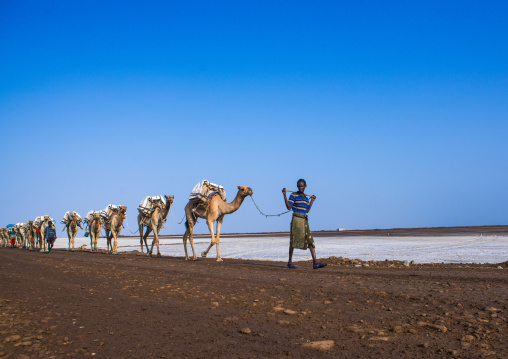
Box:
[0,216,56,251]
[1,180,254,262]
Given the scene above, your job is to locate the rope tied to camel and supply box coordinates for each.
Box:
[123,217,139,234]
[250,196,291,218]
[170,207,186,224]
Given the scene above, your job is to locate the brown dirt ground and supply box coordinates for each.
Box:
[0,240,507,358]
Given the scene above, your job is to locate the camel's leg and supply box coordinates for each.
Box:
[149,220,158,257]
[188,217,199,260]
[138,223,145,253]
[112,231,117,253]
[184,224,197,260]
[42,232,47,252]
[154,224,162,257]
[184,217,198,260]
[113,230,118,254]
[91,230,96,252]
[106,230,112,253]
[71,229,75,251]
[67,229,71,251]
[152,228,161,257]
[215,216,224,262]
[143,227,151,254]
[202,219,221,261]
[97,229,101,252]
[182,224,190,260]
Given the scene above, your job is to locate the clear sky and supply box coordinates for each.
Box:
[1,1,507,235]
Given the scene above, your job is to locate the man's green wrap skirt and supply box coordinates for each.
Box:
[290,214,315,250]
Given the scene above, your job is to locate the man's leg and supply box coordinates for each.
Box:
[288,246,294,264]
[309,245,317,265]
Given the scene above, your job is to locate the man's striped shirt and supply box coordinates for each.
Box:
[288,193,310,214]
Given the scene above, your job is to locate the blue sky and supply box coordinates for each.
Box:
[1,0,507,235]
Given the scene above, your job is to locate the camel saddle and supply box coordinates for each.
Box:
[84,211,102,226]
[138,196,166,218]
[189,180,226,203]
[61,211,83,226]
[34,215,55,228]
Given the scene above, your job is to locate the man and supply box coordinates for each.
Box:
[45,221,57,254]
[282,179,326,269]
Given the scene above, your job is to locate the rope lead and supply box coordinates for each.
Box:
[250,196,291,218]
[170,208,186,225]
[124,217,139,234]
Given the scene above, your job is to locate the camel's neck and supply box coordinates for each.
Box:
[112,213,125,226]
[220,193,247,214]
[162,202,172,219]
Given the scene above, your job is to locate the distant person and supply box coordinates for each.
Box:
[8,227,16,248]
[282,179,327,269]
[45,221,57,254]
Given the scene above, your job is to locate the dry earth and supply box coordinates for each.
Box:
[0,246,507,358]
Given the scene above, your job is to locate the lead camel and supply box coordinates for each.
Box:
[182,186,253,262]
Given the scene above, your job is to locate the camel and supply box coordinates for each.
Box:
[0,228,7,247]
[38,216,52,252]
[34,216,48,251]
[33,219,42,250]
[0,228,11,247]
[137,195,174,257]
[87,212,102,252]
[14,224,24,248]
[24,221,35,250]
[104,206,127,254]
[63,212,83,251]
[19,224,29,249]
[183,186,253,262]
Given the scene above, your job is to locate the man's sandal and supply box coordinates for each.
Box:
[313,262,327,269]
[287,263,297,269]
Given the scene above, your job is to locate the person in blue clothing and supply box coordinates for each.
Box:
[282,179,327,269]
[45,221,57,254]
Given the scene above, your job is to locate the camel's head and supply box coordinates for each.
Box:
[237,186,254,197]
[119,206,127,218]
[165,195,174,205]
